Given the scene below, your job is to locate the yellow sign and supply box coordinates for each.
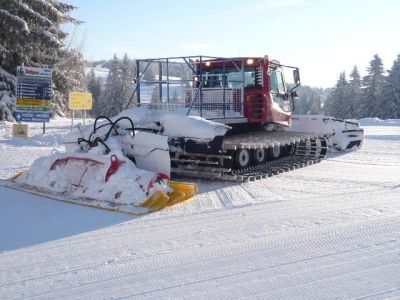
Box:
[12,124,29,138]
[69,92,93,110]
[16,99,50,106]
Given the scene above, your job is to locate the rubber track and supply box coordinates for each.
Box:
[225,156,322,182]
[222,131,320,150]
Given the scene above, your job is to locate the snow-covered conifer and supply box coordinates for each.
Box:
[97,54,124,117]
[379,54,400,118]
[348,65,362,119]
[292,85,324,115]
[324,71,350,118]
[119,53,134,110]
[360,54,385,117]
[86,69,102,107]
[0,0,85,120]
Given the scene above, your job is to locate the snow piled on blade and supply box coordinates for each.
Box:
[15,151,169,208]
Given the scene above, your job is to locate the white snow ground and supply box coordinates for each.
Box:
[0,118,399,299]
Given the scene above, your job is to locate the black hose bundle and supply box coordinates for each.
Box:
[77,116,135,154]
[77,116,161,154]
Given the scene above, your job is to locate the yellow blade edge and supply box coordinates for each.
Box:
[166,190,186,207]
[168,181,198,200]
[10,170,27,180]
[141,181,198,211]
[140,190,170,211]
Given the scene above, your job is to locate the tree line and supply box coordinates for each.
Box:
[324,54,400,119]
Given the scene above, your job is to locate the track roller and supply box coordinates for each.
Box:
[252,148,266,164]
[235,148,251,168]
[268,145,282,160]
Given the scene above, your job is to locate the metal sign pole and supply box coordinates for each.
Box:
[42,121,45,134]
[83,110,86,126]
[71,110,74,132]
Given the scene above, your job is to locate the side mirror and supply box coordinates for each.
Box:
[293,69,301,85]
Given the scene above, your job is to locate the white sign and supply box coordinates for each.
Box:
[16,66,53,79]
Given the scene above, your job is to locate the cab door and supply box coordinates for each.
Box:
[268,69,291,125]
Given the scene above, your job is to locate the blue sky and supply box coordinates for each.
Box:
[64,0,400,87]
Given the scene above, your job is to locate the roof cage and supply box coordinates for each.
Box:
[127,55,254,121]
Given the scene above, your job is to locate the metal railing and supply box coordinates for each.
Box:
[185,88,243,118]
[129,55,246,120]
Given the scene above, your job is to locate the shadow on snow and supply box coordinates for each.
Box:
[0,186,134,252]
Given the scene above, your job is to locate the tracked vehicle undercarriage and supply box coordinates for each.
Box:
[170,131,328,182]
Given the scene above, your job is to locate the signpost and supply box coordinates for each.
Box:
[15,66,53,134]
[68,91,93,130]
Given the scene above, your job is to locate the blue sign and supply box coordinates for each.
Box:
[17,79,52,100]
[16,66,53,124]
[15,112,50,122]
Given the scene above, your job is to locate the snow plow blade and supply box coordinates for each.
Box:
[0,178,198,216]
[0,177,198,216]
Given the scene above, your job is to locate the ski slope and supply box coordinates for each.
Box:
[0,118,400,299]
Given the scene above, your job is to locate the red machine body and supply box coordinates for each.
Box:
[196,56,294,127]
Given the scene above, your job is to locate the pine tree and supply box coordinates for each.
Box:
[380,54,400,118]
[0,0,85,120]
[96,54,135,117]
[86,69,102,106]
[360,54,385,117]
[324,71,350,118]
[0,68,16,121]
[292,85,323,115]
[119,53,133,110]
[52,48,86,116]
[309,91,321,115]
[348,65,362,119]
[97,54,121,117]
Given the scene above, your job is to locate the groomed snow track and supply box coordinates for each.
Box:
[172,131,328,182]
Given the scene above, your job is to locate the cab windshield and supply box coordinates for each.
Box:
[202,67,261,88]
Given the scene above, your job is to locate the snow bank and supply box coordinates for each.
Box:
[359,118,400,127]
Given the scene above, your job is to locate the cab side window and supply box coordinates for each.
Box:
[269,70,286,94]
